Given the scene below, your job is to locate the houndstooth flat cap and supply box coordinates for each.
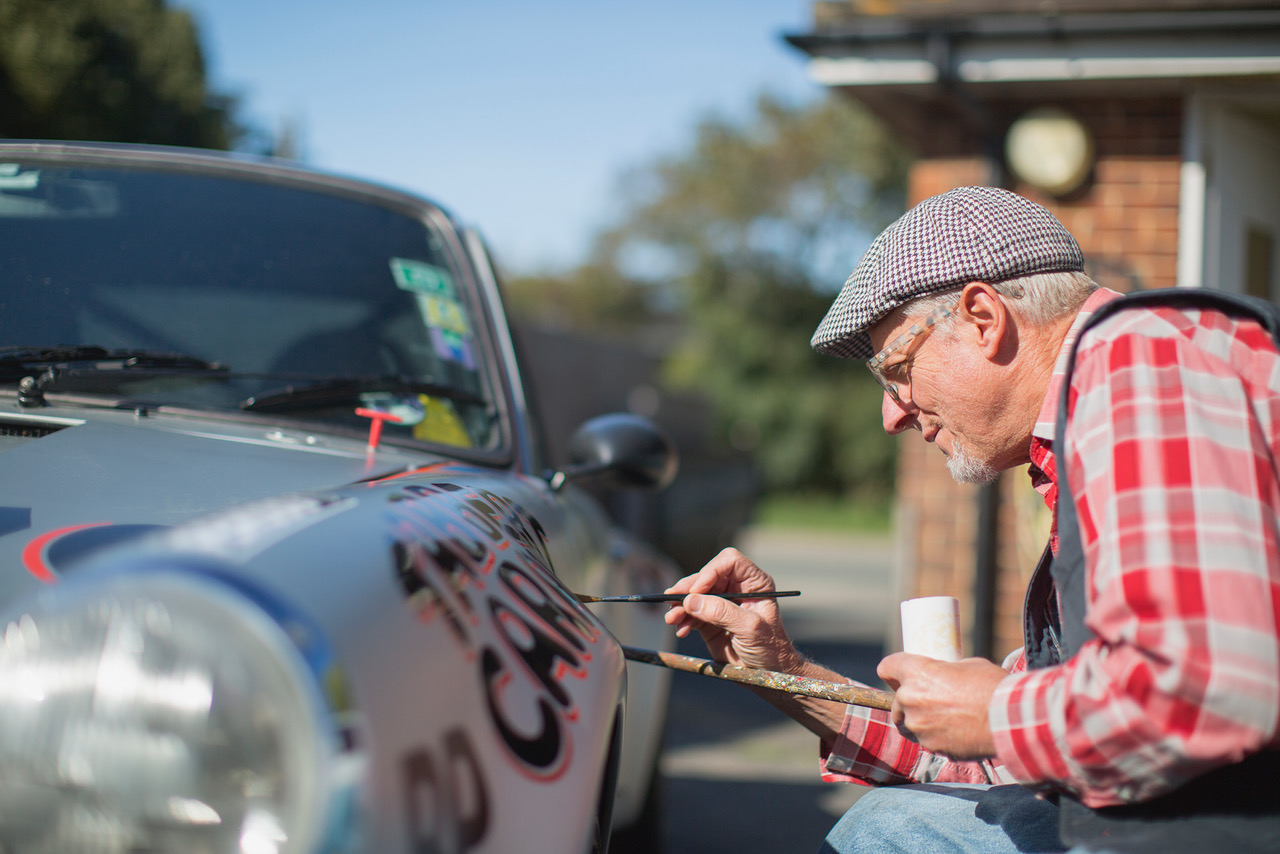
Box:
[810,186,1084,360]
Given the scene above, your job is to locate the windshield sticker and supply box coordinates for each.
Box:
[420,294,470,337]
[413,395,474,448]
[431,327,476,371]
[392,258,476,369]
[391,258,456,298]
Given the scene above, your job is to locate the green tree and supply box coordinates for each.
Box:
[0,0,239,148]
[510,93,910,498]
[503,259,656,336]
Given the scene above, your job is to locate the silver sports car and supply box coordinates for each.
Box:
[0,141,678,853]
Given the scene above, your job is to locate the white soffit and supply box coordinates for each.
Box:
[810,57,939,85]
[809,39,1280,86]
[960,56,1280,82]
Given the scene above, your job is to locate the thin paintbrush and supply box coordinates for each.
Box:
[575,590,801,604]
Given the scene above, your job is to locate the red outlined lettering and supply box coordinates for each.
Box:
[390,484,606,781]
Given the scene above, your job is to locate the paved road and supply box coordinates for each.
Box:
[655,528,895,853]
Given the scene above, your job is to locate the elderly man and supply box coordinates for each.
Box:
[664,187,1280,853]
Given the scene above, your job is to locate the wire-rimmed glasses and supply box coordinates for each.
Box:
[866,300,960,403]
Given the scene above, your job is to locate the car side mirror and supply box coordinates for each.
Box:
[548,413,678,491]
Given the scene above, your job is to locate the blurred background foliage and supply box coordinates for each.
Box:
[0,0,242,148]
[505,95,909,501]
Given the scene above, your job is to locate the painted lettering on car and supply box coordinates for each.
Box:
[390,482,602,783]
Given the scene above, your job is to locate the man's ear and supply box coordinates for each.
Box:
[958,281,1011,362]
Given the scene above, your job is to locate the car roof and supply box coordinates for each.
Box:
[0,140,461,227]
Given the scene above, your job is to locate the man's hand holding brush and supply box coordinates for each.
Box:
[662,547,856,745]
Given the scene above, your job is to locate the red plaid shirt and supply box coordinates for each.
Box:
[821,288,1280,807]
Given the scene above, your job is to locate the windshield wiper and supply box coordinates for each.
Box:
[239,375,485,413]
[0,346,226,381]
[2,347,230,407]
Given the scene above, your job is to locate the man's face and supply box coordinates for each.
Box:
[867,300,1014,485]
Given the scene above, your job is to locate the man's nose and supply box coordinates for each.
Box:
[882,389,919,435]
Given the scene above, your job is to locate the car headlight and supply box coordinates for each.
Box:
[0,570,338,854]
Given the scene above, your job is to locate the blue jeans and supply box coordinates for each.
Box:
[819,783,1069,854]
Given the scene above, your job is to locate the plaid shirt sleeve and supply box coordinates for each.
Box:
[820,649,1026,787]
[989,305,1280,808]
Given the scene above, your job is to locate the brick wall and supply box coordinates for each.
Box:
[892,97,1185,658]
[1003,97,1183,294]
[889,157,993,653]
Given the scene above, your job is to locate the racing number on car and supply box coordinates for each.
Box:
[391,483,602,783]
[403,728,489,854]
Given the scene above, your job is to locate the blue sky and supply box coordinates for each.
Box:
[177,1,823,274]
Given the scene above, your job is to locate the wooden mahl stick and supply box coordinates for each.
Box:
[621,645,895,711]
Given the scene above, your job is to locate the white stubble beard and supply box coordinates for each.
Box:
[945,439,1000,485]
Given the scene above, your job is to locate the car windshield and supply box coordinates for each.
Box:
[0,157,500,451]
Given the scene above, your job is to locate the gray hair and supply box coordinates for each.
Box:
[896,269,1099,335]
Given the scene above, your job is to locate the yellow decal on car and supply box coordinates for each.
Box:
[421,294,470,336]
[412,395,474,448]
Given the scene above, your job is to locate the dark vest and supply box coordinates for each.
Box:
[1023,288,1280,853]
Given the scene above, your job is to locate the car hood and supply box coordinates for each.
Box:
[0,406,443,602]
